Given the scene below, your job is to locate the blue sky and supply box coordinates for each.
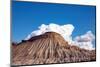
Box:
[12,1,96,43]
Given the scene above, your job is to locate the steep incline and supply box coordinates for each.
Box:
[12,32,96,65]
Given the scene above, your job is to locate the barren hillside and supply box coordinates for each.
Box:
[12,32,96,65]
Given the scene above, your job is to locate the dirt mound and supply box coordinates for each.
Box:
[12,32,96,65]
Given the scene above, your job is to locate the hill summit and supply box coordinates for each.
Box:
[12,32,96,65]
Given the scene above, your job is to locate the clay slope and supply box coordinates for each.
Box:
[12,32,96,65]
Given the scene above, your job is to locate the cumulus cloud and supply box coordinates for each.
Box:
[72,31,95,50]
[25,23,74,44]
[25,23,95,50]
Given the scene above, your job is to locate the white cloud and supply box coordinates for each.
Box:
[25,23,74,44]
[25,23,95,50]
[72,31,95,50]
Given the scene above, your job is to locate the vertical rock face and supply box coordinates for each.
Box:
[12,32,96,65]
